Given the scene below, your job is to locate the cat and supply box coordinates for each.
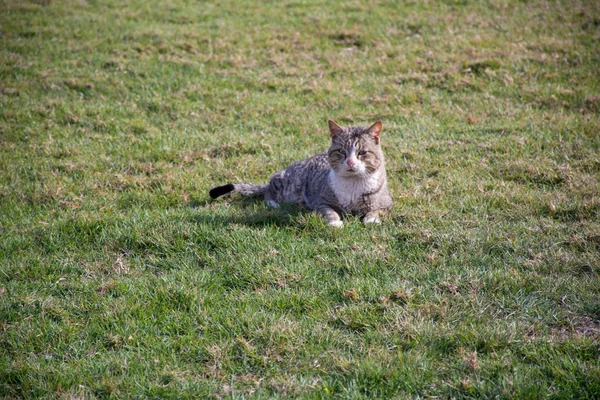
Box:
[209,120,393,227]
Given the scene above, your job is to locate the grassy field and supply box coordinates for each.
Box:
[1,0,599,398]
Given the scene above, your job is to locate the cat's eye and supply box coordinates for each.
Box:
[358,150,367,156]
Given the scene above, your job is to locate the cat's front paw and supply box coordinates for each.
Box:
[265,199,280,209]
[363,216,381,224]
[328,220,344,228]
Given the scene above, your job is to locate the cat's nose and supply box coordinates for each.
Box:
[346,158,356,168]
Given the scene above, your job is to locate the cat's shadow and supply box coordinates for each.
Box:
[189,197,308,228]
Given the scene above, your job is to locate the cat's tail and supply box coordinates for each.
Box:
[209,183,268,199]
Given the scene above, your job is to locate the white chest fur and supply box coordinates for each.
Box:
[328,169,382,211]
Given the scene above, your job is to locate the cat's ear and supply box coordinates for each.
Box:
[367,121,383,144]
[328,120,344,138]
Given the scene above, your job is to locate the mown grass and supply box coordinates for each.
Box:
[1,0,599,398]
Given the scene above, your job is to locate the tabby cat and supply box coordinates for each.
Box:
[209,120,393,227]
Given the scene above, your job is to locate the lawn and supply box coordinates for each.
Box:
[1,0,599,398]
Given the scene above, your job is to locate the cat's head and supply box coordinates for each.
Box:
[327,120,385,178]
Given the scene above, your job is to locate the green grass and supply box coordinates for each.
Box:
[1,0,599,398]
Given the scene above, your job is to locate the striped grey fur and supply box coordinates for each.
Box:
[209,120,393,227]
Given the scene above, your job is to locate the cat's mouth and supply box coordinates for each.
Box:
[340,167,366,177]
